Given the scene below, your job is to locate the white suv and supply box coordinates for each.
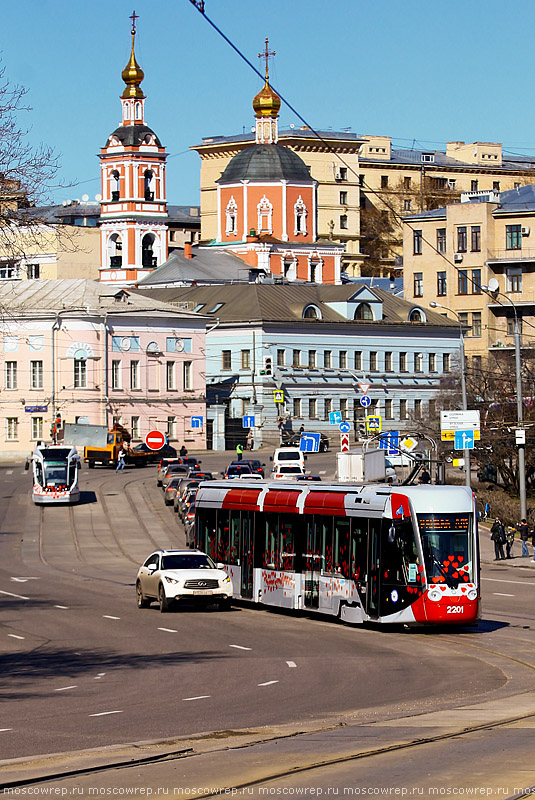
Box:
[136,549,233,612]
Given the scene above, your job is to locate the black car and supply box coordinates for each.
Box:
[230,459,266,477]
[282,433,330,452]
[296,474,322,481]
[131,443,177,463]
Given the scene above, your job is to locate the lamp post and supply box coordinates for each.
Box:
[429,301,470,488]
[482,285,527,521]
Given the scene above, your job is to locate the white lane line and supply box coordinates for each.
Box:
[319,470,326,475]
[483,577,535,586]
[88,710,123,717]
[493,592,515,597]
[286,661,297,668]
[183,695,211,701]
[6,470,12,475]
[7,634,24,640]
[157,627,178,633]
[54,605,69,609]
[55,686,77,692]
[11,577,39,583]
[102,615,120,620]
[229,644,252,651]
[94,673,106,679]
[258,680,279,687]
[0,590,29,600]
[0,729,12,732]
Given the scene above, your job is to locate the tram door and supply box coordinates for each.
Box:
[303,517,321,609]
[366,518,381,618]
[240,511,254,599]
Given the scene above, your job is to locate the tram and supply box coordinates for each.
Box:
[29,443,81,504]
[193,480,480,626]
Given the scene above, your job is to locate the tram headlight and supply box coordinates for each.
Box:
[467,588,478,601]
[427,589,441,602]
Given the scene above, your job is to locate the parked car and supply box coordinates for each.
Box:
[230,459,266,477]
[224,463,253,479]
[178,489,197,522]
[296,474,322,481]
[135,549,233,612]
[161,463,191,489]
[187,470,214,482]
[174,480,200,513]
[164,476,183,506]
[270,464,306,480]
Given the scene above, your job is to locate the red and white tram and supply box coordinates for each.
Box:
[30,443,80,505]
[193,481,480,626]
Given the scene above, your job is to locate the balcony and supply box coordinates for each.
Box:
[487,249,535,263]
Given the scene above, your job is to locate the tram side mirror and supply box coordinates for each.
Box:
[24,459,30,471]
[388,525,396,544]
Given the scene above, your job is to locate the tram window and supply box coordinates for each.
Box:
[313,515,333,574]
[264,513,279,569]
[280,515,297,571]
[350,518,368,583]
[229,511,240,564]
[333,518,350,577]
[35,462,44,487]
[216,510,230,562]
[198,508,217,557]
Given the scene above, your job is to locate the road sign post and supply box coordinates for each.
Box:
[145,430,166,451]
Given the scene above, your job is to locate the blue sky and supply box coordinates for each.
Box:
[4,0,535,206]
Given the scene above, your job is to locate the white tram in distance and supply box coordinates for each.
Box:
[29,443,81,505]
[193,481,480,627]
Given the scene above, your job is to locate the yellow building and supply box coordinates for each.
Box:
[402,185,535,365]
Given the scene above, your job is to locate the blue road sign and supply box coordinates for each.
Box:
[329,411,342,425]
[243,415,255,428]
[300,433,321,452]
[339,421,351,433]
[380,431,400,454]
[454,429,475,450]
[191,416,204,429]
[367,415,382,431]
[360,395,371,408]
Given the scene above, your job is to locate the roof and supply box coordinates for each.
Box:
[495,184,535,213]
[137,283,458,328]
[218,144,312,184]
[167,205,200,224]
[0,279,206,320]
[195,128,361,148]
[137,247,257,287]
[105,124,163,148]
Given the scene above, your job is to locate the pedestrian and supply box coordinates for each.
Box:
[484,501,491,520]
[246,429,254,451]
[519,518,530,557]
[180,444,188,457]
[299,424,305,435]
[419,468,431,484]
[490,518,506,561]
[116,448,126,472]
[236,443,244,461]
[505,525,516,559]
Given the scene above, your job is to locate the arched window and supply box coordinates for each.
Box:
[257,195,273,233]
[108,233,122,267]
[135,102,142,120]
[110,170,120,202]
[303,304,321,320]
[309,260,322,283]
[294,196,307,235]
[409,308,425,322]
[354,303,374,320]
[144,170,154,201]
[124,102,130,120]
[142,233,156,268]
[225,197,238,236]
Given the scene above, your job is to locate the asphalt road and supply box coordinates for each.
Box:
[1,451,535,796]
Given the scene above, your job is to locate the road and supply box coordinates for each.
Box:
[1,451,535,796]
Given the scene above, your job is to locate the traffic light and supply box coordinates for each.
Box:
[260,356,273,376]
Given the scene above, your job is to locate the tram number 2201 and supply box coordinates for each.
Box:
[446,605,464,614]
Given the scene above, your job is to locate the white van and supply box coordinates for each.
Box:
[270,447,306,479]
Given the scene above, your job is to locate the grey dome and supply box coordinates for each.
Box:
[217,144,311,183]
[106,125,162,148]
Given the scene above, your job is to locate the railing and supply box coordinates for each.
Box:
[487,249,535,261]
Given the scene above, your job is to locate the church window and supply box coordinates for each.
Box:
[283,258,297,282]
[110,170,120,202]
[144,170,155,201]
[294,197,307,236]
[225,197,238,236]
[124,103,130,120]
[257,195,273,233]
[135,102,142,120]
[142,234,156,268]
[108,234,122,268]
[308,259,322,283]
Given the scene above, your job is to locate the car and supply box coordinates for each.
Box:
[230,459,266,477]
[236,473,263,480]
[224,463,253,479]
[187,470,214,481]
[136,549,233,612]
[163,476,183,506]
[296,474,322,481]
[157,459,183,486]
[131,443,177,464]
[174,480,200,513]
[282,432,330,452]
[161,463,191,489]
[178,488,197,521]
[270,464,306,480]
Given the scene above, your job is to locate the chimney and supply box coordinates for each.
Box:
[184,242,193,259]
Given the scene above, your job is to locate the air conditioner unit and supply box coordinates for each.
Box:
[522,226,530,236]
[454,253,463,263]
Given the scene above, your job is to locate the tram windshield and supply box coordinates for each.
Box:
[417,513,474,588]
[43,462,69,487]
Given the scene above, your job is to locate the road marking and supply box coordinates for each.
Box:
[54,605,69,609]
[94,673,106,679]
[493,592,515,597]
[286,661,297,668]
[0,729,12,732]
[183,695,211,701]
[11,577,39,583]
[102,615,120,620]
[319,470,326,475]
[157,627,177,633]
[0,590,29,600]
[7,634,24,640]
[483,577,535,587]
[258,680,279,687]
[6,470,12,475]
[55,686,77,692]
[89,710,123,717]
[229,644,252,651]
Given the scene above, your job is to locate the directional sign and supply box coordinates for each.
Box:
[367,415,382,432]
[243,415,256,428]
[145,430,166,451]
[273,390,284,403]
[379,431,400,455]
[359,383,370,395]
[441,410,480,432]
[329,411,342,425]
[339,421,351,433]
[454,429,475,450]
[191,416,204,429]
[300,433,321,452]
[360,395,371,408]
[442,430,480,441]
[340,433,350,452]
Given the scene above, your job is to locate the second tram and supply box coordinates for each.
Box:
[193,481,480,626]
[30,443,81,504]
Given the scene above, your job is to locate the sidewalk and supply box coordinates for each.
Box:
[479,520,535,567]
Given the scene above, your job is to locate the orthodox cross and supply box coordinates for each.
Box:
[258,38,276,80]
[130,10,139,33]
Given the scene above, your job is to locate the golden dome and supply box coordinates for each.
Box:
[121,28,145,99]
[252,79,281,118]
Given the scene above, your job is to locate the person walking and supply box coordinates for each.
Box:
[236,443,244,461]
[180,445,188,457]
[484,501,491,520]
[116,448,126,472]
[490,518,506,561]
[519,519,530,558]
[505,525,516,559]
[419,468,431,484]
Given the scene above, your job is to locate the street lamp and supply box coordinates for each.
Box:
[482,281,527,521]
[429,301,470,488]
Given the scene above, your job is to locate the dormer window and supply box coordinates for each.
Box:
[225,197,238,236]
[294,196,307,236]
[143,133,155,145]
[257,195,273,233]
[354,303,374,321]
[303,304,321,320]
[409,308,425,322]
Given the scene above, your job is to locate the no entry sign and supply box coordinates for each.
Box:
[145,430,166,451]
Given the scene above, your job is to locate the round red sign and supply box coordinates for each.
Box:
[145,430,166,451]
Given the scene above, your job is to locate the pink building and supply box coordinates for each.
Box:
[0,279,206,457]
